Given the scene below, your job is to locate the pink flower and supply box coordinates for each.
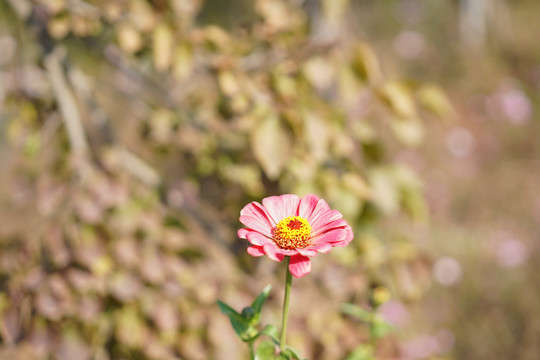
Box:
[238,194,354,278]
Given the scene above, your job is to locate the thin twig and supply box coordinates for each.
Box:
[44,47,89,156]
[117,148,160,187]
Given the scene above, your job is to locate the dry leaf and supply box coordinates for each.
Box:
[251,114,293,179]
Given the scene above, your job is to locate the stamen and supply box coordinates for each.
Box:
[273,216,311,250]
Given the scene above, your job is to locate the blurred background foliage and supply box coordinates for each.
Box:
[0,0,538,359]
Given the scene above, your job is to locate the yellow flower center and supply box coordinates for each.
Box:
[273,216,312,250]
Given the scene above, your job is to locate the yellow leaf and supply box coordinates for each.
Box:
[153,24,174,72]
[256,0,292,31]
[117,23,142,54]
[380,81,417,119]
[218,162,263,196]
[417,83,454,119]
[203,25,231,51]
[251,114,292,179]
[303,57,335,91]
[149,108,174,143]
[271,73,297,102]
[352,43,382,84]
[369,168,399,216]
[343,173,371,199]
[304,112,330,162]
[322,0,349,24]
[218,70,240,96]
[338,66,363,106]
[130,0,156,32]
[115,307,147,348]
[48,16,70,39]
[390,118,424,147]
[173,42,194,80]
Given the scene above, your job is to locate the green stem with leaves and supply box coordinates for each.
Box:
[369,310,377,350]
[280,256,293,351]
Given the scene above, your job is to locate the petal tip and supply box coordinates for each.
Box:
[288,255,312,278]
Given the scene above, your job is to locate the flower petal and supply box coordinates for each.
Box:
[307,198,331,224]
[273,247,298,256]
[246,232,274,246]
[298,194,320,219]
[312,219,349,237]
[239,215,273,238]
[310,242,333,253]
[331,225,354,246]
[247,246,265,257]
[262,194,300,223]
[289,255,312,278]
[297,248,317,257]
[263,243,286,262]
[240,201,277,227]
[312,228,350,245]
[309,209,343,233]
[238,228,250,239]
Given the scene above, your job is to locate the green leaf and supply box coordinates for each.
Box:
[341,303,372,322]
[345,344,374,360]
[255,340,277,360]
[372,316,395,338]
[282,347,305,359]
[275,353,291,360]
[217,300,258,342]
[261,324,280,345]
[251,284,272,323]
[217,300,243,319]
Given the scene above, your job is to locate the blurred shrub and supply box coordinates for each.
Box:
[0,0,449,359]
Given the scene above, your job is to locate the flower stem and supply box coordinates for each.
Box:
[248,340,255,360]
[280,256,293,351]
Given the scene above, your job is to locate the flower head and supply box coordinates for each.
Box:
[238,194,354,278]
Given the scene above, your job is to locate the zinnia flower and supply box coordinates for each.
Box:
[238,194,353,278]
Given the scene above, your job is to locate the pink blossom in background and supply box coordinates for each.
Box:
[500,88,532,125]
[378,300,411,329]
[485,82,532,125]
[433,257,463,287]
[444,126,475,159]
[400,330,454,359]
[496,239,528,268]
[238,194,354,278]
[401,334,440,359]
